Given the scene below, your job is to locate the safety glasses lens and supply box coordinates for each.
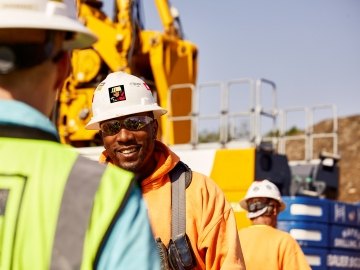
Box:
[101,121,121,135]
[123,117,149,130]
[101,116,153,135]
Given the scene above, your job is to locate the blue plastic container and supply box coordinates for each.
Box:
[329,201,360,227]
[302,247,328,270]
[329,225,360,251]
[279,196,330,223]
[277,220,329,248]
[327,249,360,270]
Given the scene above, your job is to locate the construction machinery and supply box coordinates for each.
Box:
[54,0,197,147]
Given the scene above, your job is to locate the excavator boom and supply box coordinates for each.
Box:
[55,0,198,146]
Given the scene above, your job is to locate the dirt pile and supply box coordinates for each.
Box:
[335,115,360,202]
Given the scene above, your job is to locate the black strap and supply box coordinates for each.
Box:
[50,155,106,270]
[170,161,192,238]
[0,124,59,142]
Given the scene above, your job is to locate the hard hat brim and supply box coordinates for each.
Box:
[0,10,97,49]
[239,198,249,211]
[85,104,167,130]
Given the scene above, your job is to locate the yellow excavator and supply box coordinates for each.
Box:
[55,0,197,147]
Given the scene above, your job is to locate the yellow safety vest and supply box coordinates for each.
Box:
[0,136,134,269]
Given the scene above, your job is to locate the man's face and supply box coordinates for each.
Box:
[101,112,158,175]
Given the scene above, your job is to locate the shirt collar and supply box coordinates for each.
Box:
[0,100,58,138]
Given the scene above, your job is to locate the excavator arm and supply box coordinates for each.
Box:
[55,0,198,146]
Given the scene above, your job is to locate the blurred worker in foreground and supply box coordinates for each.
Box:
[238,179,311,270]
[0,0,160,269]
[86,71,246,269]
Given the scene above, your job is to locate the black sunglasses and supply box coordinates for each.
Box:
[100,116,154,135]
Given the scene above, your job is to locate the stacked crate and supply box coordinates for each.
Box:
[277,196,360,270]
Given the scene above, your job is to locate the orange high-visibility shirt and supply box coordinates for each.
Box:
[101,140,246,269]
[238,224,311,270]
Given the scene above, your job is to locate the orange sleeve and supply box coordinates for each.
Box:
[189,172,246,270]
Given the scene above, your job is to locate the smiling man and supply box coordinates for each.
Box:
[86,71,246,270]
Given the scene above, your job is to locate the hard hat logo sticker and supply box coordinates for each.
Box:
[109,85,126,103]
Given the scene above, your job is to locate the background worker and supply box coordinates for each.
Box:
[86,71,246,269]
[0,0,159,269]
[238,179,311,270]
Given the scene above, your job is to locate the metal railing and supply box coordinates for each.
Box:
[165,78,339,161]
[278,104,338,161]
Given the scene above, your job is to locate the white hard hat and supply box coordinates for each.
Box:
[0,0,97,49]
[86,72,167,130]
[240,179,286,214]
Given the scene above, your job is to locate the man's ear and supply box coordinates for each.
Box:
[54,51,71,91]
[272,205,280,216]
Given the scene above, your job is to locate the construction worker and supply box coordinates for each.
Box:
[86,71,246,270]
[0,0,159,269]
[238,179,311,270]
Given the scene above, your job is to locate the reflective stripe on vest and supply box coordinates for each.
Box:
[50,155,106,270]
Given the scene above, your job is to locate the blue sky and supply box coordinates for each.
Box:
[103,0,360,128]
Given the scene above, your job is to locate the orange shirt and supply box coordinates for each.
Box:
[100,140,246,270]
[238,224,311,270]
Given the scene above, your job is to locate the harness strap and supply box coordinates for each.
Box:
[170,161,192,238]
[50,155,106,270]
